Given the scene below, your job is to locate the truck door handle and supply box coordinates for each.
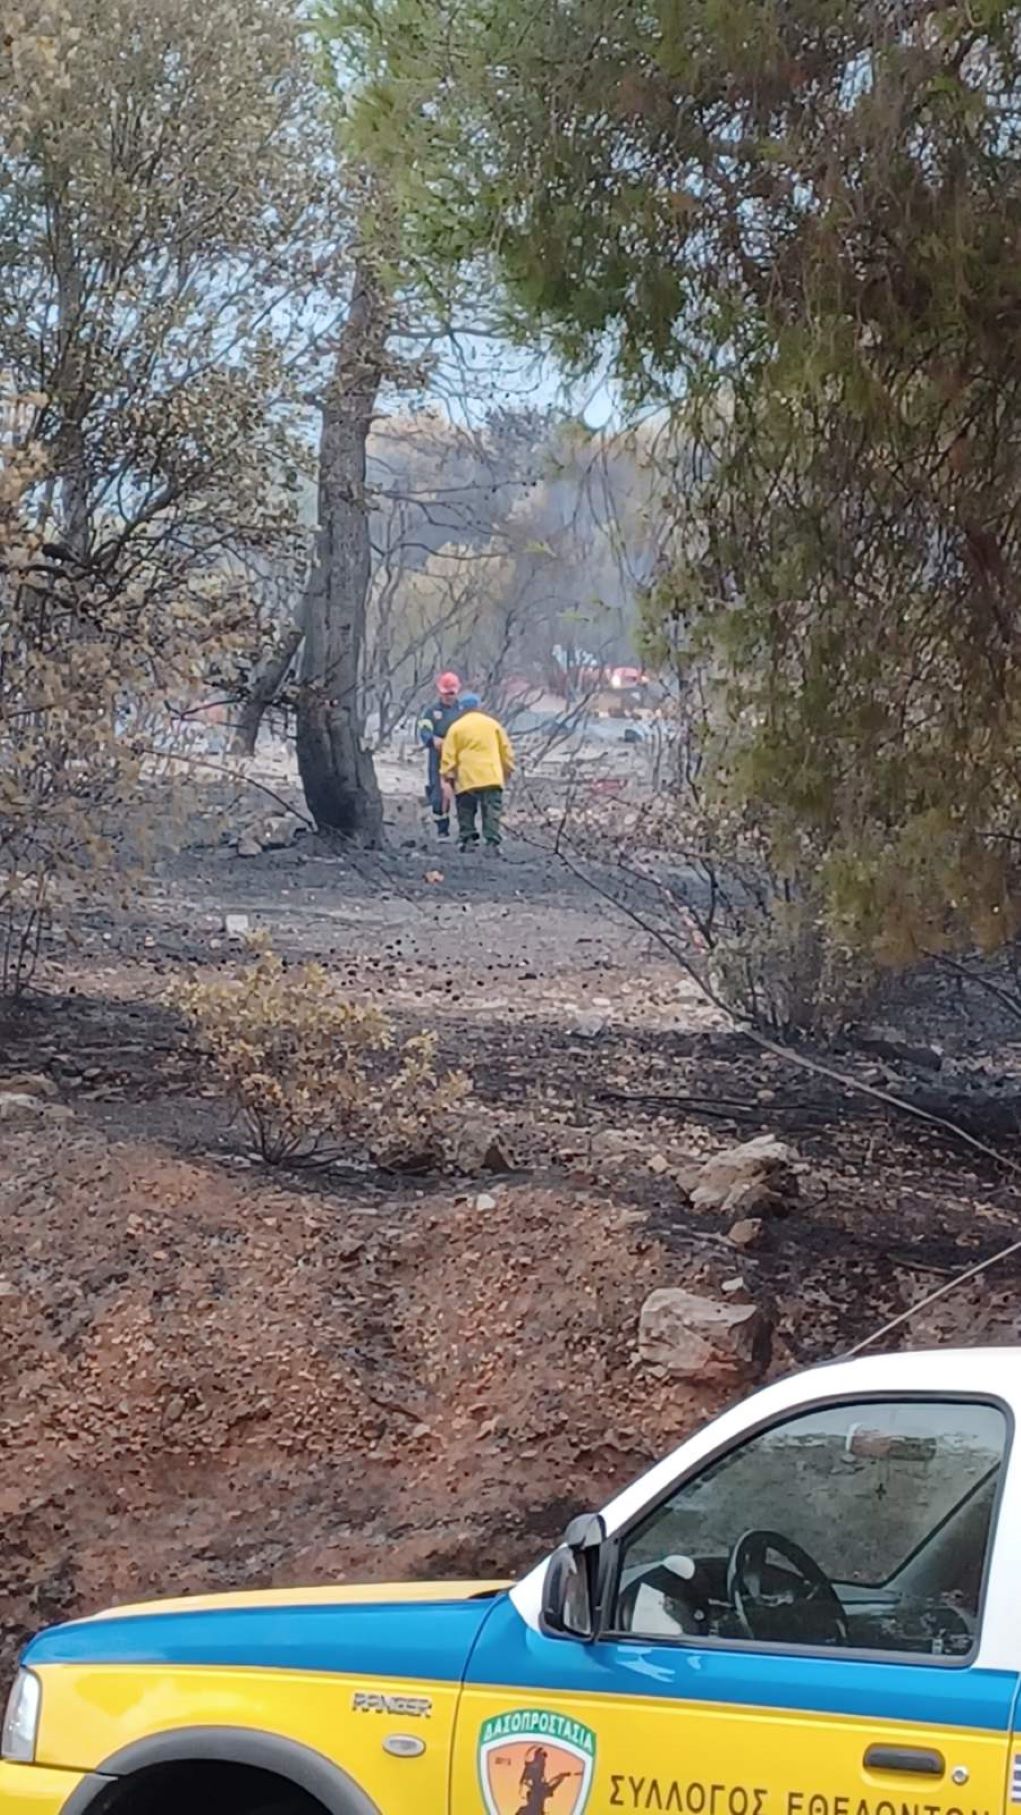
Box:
[863,1747,945,1777]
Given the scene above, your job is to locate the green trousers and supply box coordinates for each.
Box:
[456,786,503,847]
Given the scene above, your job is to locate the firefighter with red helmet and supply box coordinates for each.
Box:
[418,671,463,839]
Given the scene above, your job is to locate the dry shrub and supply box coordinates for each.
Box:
[168,941,472,1166]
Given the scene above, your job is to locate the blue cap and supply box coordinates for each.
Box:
[459,691,480,708]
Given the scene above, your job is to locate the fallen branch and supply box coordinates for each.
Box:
[597,1086,840,1127]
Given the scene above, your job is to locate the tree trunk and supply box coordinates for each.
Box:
[233,618,304,756]
[295,254,386,843]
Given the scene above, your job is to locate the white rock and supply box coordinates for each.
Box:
[224,914,250,938]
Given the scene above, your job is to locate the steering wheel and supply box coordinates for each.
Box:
[727,1529,848,1646]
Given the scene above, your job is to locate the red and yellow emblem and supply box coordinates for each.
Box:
[478,1709,596,1815]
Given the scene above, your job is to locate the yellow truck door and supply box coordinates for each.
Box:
[452,1385,1015,1815]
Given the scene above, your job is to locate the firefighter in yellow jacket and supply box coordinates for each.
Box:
[440,691,515,852]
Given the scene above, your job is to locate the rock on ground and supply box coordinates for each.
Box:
[727,1217,765,1249]
[449,1123,516,1176]
[638,1286,772,1384]
[232,814,300,858]
[0,1092,72,1126]
[689,1134,798,1217]
[258,815,300,852]
[0,1072,57,1099]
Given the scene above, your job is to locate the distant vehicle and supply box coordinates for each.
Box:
[2,1348,1013,1814]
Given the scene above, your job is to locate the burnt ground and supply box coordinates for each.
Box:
[3,792,1021,1670]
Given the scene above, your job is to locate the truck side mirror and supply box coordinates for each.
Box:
[540,1513,607,1641]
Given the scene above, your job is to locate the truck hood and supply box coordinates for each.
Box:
[23,1580,510,1682]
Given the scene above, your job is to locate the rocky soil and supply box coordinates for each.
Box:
[3,775,1021,1672]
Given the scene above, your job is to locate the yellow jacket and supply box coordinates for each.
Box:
[440,709,515,793]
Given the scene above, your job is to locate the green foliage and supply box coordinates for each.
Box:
[334,0,1021,962]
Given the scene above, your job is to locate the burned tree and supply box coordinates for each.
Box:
[296,256,386,843]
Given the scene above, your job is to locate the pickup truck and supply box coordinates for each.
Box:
[1,1346,1014,1815]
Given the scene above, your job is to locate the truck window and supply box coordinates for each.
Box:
[613,1397,1006,1657]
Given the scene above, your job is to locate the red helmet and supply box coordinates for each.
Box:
[437,671,460,694]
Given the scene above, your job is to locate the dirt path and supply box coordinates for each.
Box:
[3,809,1021,1669]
